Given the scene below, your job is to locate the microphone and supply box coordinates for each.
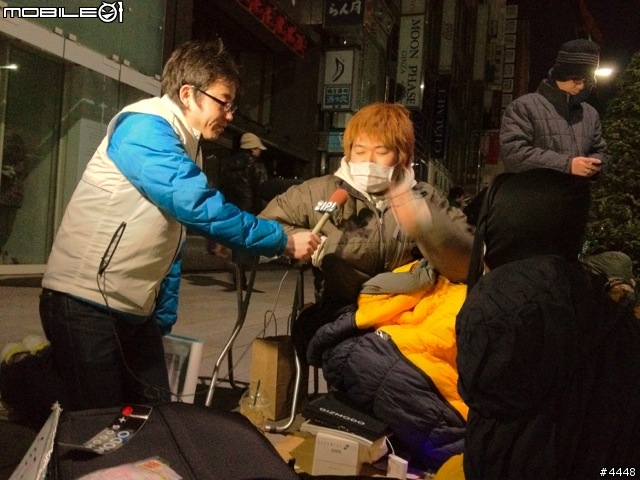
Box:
[312,189,348,235]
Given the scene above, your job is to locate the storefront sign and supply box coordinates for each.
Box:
[322,49,355,110]
[326,131,344,153]
[396,15,424,109]
[401,0,426,14]
[324,0,364,28]
[236,0,307,57]
[323,86,351,109]
[439,0,455,72]
[431,86,448,159]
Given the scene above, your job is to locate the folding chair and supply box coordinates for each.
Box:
[205,177,304,404]
[203,256,318,434]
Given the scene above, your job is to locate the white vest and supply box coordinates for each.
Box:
[43,96,201,315]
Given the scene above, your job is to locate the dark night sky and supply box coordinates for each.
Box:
[513,0,640,112]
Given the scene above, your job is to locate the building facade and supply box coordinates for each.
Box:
[0,0,512,274]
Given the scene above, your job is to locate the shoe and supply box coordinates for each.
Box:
[0,342,29,364]
[21,334,49,354]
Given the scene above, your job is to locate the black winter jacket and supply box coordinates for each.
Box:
[456,255,640,479]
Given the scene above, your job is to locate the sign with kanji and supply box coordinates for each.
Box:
[323,0,364,28]
[323,86,352,109]
[236,0,307,57]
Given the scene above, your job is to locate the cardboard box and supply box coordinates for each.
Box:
[288,432,385,477]
[312,432,362,475]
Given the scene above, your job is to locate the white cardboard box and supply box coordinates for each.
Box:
[311,432,362,476]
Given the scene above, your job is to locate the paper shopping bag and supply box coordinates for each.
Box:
[250,336,296,421]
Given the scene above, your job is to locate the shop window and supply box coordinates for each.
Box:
[236,49,273,126]
[0,38,152,272]
[0,43,62,266]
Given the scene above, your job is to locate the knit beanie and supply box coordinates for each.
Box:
[467,169,591,288]
[551,39,600,81]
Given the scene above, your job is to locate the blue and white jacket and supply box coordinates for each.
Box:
[43,95,287,333]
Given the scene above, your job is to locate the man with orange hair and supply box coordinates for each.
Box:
[261,102,474,471]
[260,102,473,309]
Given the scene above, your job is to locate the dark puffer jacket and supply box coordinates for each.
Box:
[500,79,610,174]
[456,255,640,479]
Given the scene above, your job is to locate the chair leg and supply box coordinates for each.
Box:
[204,256,258,407]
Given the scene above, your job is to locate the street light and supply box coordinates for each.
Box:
[0,64,18,70]
[596,67,613,78]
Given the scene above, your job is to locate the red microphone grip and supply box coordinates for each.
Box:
[311,189,348,235]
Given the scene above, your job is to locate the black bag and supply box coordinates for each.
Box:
[0,345,62,430]
[49,402,300,480]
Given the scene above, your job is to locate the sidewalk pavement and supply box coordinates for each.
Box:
[0,262,322,410]
[0,263,332,479]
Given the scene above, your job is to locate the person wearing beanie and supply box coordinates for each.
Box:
[456,169,640,479]
[500,38,610,179]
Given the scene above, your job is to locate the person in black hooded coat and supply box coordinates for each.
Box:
[455,169,640,479]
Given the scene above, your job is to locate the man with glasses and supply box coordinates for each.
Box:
[500,38,609,179]
[12,39,320,421]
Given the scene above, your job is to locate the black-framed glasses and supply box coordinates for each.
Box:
[193,86,237,114]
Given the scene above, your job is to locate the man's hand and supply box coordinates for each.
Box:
[387,183,474,283]
[571,156,602,177]
[387,184,433,239]
[283,231,321,261]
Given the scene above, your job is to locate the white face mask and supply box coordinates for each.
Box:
[349,162,395,193]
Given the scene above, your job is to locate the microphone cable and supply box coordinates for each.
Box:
[96,222,182,403]
[219,265,293,380]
